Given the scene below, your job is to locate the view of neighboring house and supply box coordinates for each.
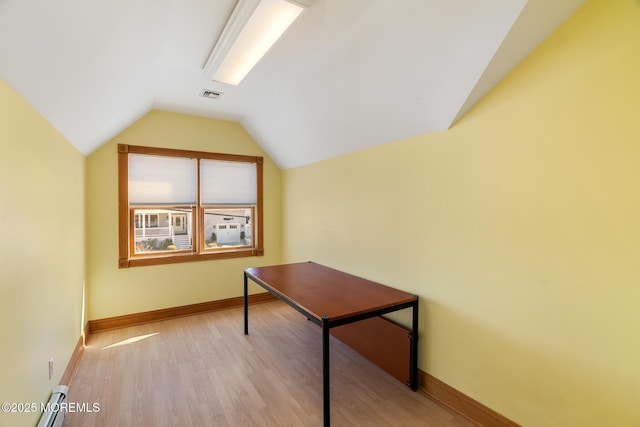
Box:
[133,207,253,254]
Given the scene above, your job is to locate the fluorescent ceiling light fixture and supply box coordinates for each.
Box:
[204,0,311,86]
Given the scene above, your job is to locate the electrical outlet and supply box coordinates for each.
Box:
[49,358,54,380]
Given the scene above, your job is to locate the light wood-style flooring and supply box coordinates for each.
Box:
[66,301,476,426]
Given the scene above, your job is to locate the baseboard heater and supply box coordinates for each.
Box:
[37,385,68,427]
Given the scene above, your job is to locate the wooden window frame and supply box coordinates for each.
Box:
[118,144,264,268]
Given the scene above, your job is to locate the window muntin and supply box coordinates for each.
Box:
[118,144,264,268]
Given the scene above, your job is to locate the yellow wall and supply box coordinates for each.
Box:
[282,0,640,425]
[0,81,86,427]
[86,110,281,320]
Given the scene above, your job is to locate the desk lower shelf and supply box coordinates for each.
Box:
[331,316,412,386]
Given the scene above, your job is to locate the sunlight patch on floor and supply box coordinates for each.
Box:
[101,332,159,349]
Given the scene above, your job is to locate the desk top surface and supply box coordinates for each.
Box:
[245,262,417,322]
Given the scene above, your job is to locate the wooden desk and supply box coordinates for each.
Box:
[244,261,419,427]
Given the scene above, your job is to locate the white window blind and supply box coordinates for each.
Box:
[128,154,197,204]
[200,159,257,204]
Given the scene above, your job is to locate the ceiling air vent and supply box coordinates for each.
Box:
[200,89,223,99]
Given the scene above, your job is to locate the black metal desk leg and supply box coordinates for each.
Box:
[322,316,330,427]
[409,297,419,390]
[244,273,249,335]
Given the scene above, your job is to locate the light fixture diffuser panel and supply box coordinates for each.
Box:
[203,0,261,78]
[206,0,307,86]
[285,0,314,6]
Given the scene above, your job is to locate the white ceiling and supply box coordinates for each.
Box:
[0,0,586,169]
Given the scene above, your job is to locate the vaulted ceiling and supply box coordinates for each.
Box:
[0,0,585,169]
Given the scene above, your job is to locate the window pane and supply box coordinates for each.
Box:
[133,208,192,254]
[203,208,253,249]
[201,160,256,204]
[129,154,197,204]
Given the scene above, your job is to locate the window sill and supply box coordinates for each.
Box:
[119,248,263,268]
